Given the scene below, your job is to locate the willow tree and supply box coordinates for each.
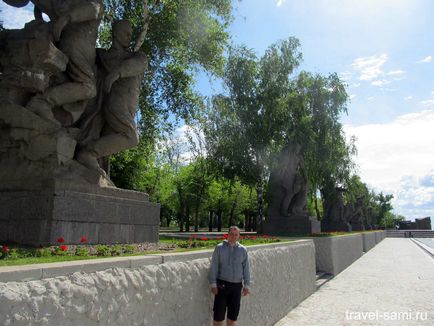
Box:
[204,38,303,231]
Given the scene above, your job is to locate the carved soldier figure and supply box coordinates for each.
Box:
[267,142,309,218]
[17,0,104,125]
[76,20,147,170]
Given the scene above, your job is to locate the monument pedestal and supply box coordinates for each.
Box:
[349,223,365,231]
[263,214,321,236]
[321,220,351,232]
[0,180,160,246]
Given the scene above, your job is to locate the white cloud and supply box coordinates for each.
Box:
[352,83,361,88]
[339,71,352,81]
[276,0,286,7]
[381,88,397,92]
[371,79,390,87]
[393,173,434,220]
[417,56,432,63]
[349,94,356,100]
[387,70,405,81]
[404,96,413,100]
[387,70,405,76]
[420,99,434,107]
[0,3,34,29]
[344,110,434,219]
[351,54,388,81]
[367,96,374,101]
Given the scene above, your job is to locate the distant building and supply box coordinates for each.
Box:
[416,216,431,230]
[398,216,431,230]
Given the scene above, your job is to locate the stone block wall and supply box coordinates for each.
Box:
[374,230,386,243]
[0,240,316,326]
[313,234,363,275]
[362,232,377,252]
[0,180,160,246]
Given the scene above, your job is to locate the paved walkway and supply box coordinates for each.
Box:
[275,238,434,325]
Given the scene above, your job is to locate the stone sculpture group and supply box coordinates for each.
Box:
[0,0,159,246]
[0,0,146,186]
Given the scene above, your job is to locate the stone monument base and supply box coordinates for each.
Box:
[263,214,321,236]
[321,220,351,232]
[0,180,160,246]
[349,223,365,231]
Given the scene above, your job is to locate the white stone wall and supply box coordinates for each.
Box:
[0,241,315,326]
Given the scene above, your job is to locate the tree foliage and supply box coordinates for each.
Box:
[100,0,234,142]
[204,39,303,229]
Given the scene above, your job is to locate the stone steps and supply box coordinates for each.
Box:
[386,230,434,238]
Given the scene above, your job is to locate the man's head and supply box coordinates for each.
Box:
[227,226,240,245]
[112,19,133,49]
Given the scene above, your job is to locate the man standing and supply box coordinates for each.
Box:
[208,226,250,326]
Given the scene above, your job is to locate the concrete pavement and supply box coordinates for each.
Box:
[275,238,434,325]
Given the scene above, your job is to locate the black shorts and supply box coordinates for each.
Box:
[213,279,243,322]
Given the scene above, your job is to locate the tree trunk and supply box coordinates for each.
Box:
[194,203,199,232]
[244,212,250,231]
[229,188,240,227]
[208,210,214,232]
[229,202,235,227]
[177,184,184,232]
[178,211,184,232]
[250,214,256,232]
[256,173,264,233]
[194,189,203,232]
[166,212,171,228]
[185,204,190,232]
[217,208,222,232]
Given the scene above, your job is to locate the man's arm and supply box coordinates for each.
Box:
[242,249,250,296]
[208,246,220,294]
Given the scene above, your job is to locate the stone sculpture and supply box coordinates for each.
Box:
[0,2,159,245]
[321,187,351,231]
[322,188,368,232]
[346,197,366,231]
[264,143,320,235]
[76,19,146,172]
[267,143,307,217]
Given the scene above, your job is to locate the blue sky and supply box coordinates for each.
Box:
[1,0,433,226]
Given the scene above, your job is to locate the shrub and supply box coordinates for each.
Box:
[75,246,90,257]
[96,245,110,256]
[36,247,52,257]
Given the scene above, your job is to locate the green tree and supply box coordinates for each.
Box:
[103,0,235,189]
[375,192,394,227]
[291,72,355,219]
[382,212,405,229]
[205,38,303,231]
